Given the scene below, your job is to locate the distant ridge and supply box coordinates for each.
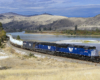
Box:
[0,12,100,32]
[41,13,52,15]
[0,12,52,17]
[0,12,22,16]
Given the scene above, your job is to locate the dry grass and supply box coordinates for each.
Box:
[0,14,67,25]
[3,47,24,57]
[0,47,100,80]
[0,68,100,80]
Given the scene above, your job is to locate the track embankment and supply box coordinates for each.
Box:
[6,40,100,66]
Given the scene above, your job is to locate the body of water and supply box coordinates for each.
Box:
[7,31,100,42]
[7,31,100,51]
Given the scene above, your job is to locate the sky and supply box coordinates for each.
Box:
[0,0,100,17]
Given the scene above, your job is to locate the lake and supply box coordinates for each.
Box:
[7,31,100,42]
[7,31,100,51]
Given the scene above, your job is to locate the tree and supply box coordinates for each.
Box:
[43,27,46,31]
[0,22,3,30]
[96,28,99,32]
[49,27,52,31]
[39,28,41,31]
[75,25,77,31]
[74,25,77,35]
[0,39,1,46]
[1,38,3,42]
[16,35,20,40]
[0,22,2,27]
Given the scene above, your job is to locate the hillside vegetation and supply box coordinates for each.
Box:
[62,29,100,35]
[0,22,6,47]
[1,12,100,32]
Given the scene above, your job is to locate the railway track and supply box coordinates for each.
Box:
[7,40,100,66]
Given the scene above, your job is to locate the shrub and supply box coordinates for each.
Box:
[29,53,34,57]
[29,53,36,58]
[0,39,1,46]
[9,47,15,53]
[16,35,20,40]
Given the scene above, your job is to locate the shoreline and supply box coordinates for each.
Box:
[25,32,100,37]
[24,32,54,35]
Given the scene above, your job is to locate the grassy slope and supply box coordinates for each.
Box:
[0,68,100,80]
[0,46,100,80]
[0,30,6,38]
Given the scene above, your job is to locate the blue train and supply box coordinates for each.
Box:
[7,34,100,62]
[23,41,100,62]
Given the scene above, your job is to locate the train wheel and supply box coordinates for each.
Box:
[57,52,59,56]
[85,57,90,61]
[93,59,100,63]
[53,52,56,56]
[91,59,96,62]
[95,60,99,63]
[59,52,62,56]
[81,56,85,60]
[51,51,55,55]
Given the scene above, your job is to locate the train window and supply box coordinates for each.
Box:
[84,48,88,50]
[73,45,79,48]
[83,46,89,50]
[57,44,69,48]
[68,44,74,47]
[78,46,84,48]
[88,47,96,49]
[83,46,96,50]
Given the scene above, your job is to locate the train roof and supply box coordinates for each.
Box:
[23,41,36,43]
[23,41,96,49]
[83,46,96,49]
[56,44,74,47]
[56,44,96,49]
[36,42,57,46]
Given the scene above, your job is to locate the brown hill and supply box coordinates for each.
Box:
[1,12,100,32]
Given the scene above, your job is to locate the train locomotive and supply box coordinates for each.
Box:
[7,35,100,62]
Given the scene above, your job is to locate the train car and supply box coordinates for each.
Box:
[23,41,99,62]
[83,46,99,61]
[23,41,36,50]
[56,44,99,61]
[7,35,23,48]
[34,42,57,54]
[55,44,75,56]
